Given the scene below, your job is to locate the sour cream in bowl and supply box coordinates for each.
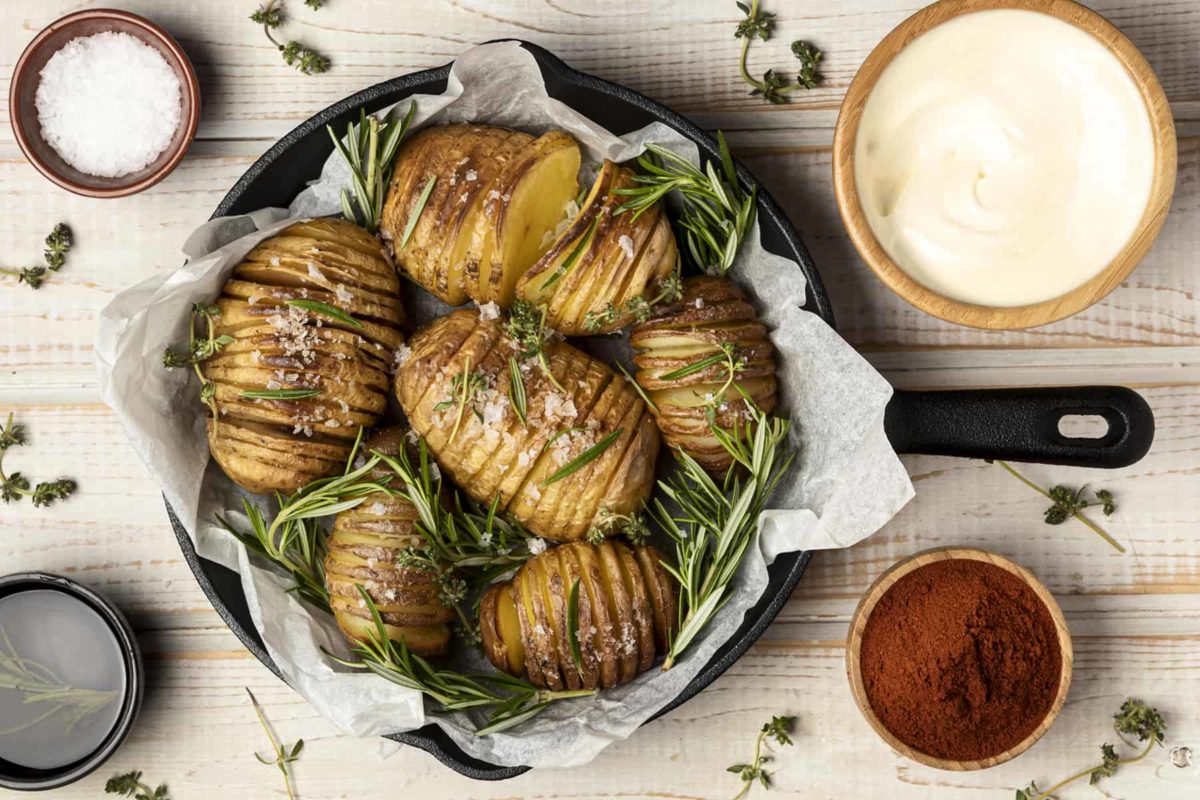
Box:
[833,0,1176,329]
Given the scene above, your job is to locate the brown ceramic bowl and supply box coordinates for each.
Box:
[9,8,200,198]
[845,547,1073,770]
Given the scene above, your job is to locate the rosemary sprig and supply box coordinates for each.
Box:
[434,360,486,446]
[727,715,796,799]
[105,772,170,799]
[1017,699,1166,800]
[251,0,330,75]
[506,300,564,391]
[566,578,584,675]
[0,627,116,735]
[327,102,415,232]
[330,587,594,735]
[616,361,658,414]
[993,461,1124,553]
[1,223,72,290]
[162,303,232,420]
[0,413,76,508]
[735,0,823,104]
[582,257,684,332]
[614,133,756,276]
[247,688,303,800]
[508,357,528,425]
[654,403,794,669]
[543,428,624,486]
[286,298,362,328]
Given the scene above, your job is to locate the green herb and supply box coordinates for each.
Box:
[543,428,624,486]
[327,102,415,232]
[586,508,652,546]
[251,1,329,75]
[508,357,528,425]
[329,587,593,735]
[616,361,658,414]
[583,258,684,332]
[735,0,822,104]
[655,403,794,669]
[1017,699,1166,800]
[1,223,73,290]
[506,299,564,391]
[240,388,323,400]
[0,627,116,735]
[727,715,796,799]
[566,577,584,675]
[216,429,393,612]
[539,217,599,293]
[0,413,76,508]
[247,688,303,800]
[994,461,1123,553]
[303,0,324,8]
[286,298,362,328]
[162,303,232,420]
[398,175,437,251]
[104,771,169,799]
[434,359,486,446]
[614,133,756,276]
[662,348,733,381]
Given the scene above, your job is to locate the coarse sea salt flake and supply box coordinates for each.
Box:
[35,32,183,178]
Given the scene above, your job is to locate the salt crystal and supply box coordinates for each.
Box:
[618,235,635,260]
[35,32,182,177]
[477,302,501,321]
[528,538,548,555]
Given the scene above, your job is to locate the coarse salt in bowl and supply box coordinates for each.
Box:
[9,9,200,198]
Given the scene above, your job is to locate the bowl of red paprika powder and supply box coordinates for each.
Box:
[845,548,1072,770]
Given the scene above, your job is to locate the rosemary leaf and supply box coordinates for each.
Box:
[660,350,729,381]
[508,357,528,425]
[285,298,363,328]
[240,388,323,400]
[567,577,584,675]
[540,217,599,292]
[398,175,437,252]
[542,428,624,486]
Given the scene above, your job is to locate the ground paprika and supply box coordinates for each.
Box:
[859,558,1062,762]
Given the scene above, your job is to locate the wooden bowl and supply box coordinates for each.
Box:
[8,8,200,198]
[832,0,1177,329]
[845,547,1073,770]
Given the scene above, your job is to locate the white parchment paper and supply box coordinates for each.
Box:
[96,41,913,768]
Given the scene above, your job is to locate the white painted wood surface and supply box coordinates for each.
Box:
[1,1,1198,797]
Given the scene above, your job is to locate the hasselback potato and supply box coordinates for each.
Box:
[480,540,677,690]
[381,124,582,307]
[517,160,678,335]
[395,309,659,542]
[631,276,777,473]
[323,427,454,657]
[205,218,403,494]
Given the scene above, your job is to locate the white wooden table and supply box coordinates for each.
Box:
[2,2,1198,798]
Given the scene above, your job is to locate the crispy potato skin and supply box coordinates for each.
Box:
[516,161,678,335]
[630,276,778,474]
[381,124,581,308]
[205,218,401,494]
[323,427,454,657]
[395,309,659,541]
[480,540,677,689]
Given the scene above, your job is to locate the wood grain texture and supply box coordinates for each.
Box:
[2,0,1199,797]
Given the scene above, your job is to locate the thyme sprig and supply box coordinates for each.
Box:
[251,0,330,75]
[614,133,756,276]
[0,413,77,508]
[727,715,796,799]
[327,102,416,232]
[434,360,487,446]
[583,257,684,332]
[247,688,303,800]
[993,461,1123,553]
[0,627,117,735]
[1017,699,1166,800]
[1,223,72,290]
[586,508,652,546]
[654,402,794,669]
[735,0,823,104]
[507,300,564,391]
[162,302,232,420]
[105,772,170,799]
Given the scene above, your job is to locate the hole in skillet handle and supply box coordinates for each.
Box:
[883,385,1155,468]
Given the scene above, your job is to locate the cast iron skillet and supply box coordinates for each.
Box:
[169,40,1155,781]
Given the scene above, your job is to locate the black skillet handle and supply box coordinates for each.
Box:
[883,386,1154,468]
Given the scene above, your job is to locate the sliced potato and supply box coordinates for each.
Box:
[630,276,777,474]
[204,218,402,494]
[323,427,454,658]
[395,309,659,541]
[479,540,677,690]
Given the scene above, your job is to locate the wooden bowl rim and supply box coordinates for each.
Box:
[7,8,201,198]
[832,0,1177,330]
[844,546,1074,771]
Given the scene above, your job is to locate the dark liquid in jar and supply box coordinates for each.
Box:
[0,589,126,770]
